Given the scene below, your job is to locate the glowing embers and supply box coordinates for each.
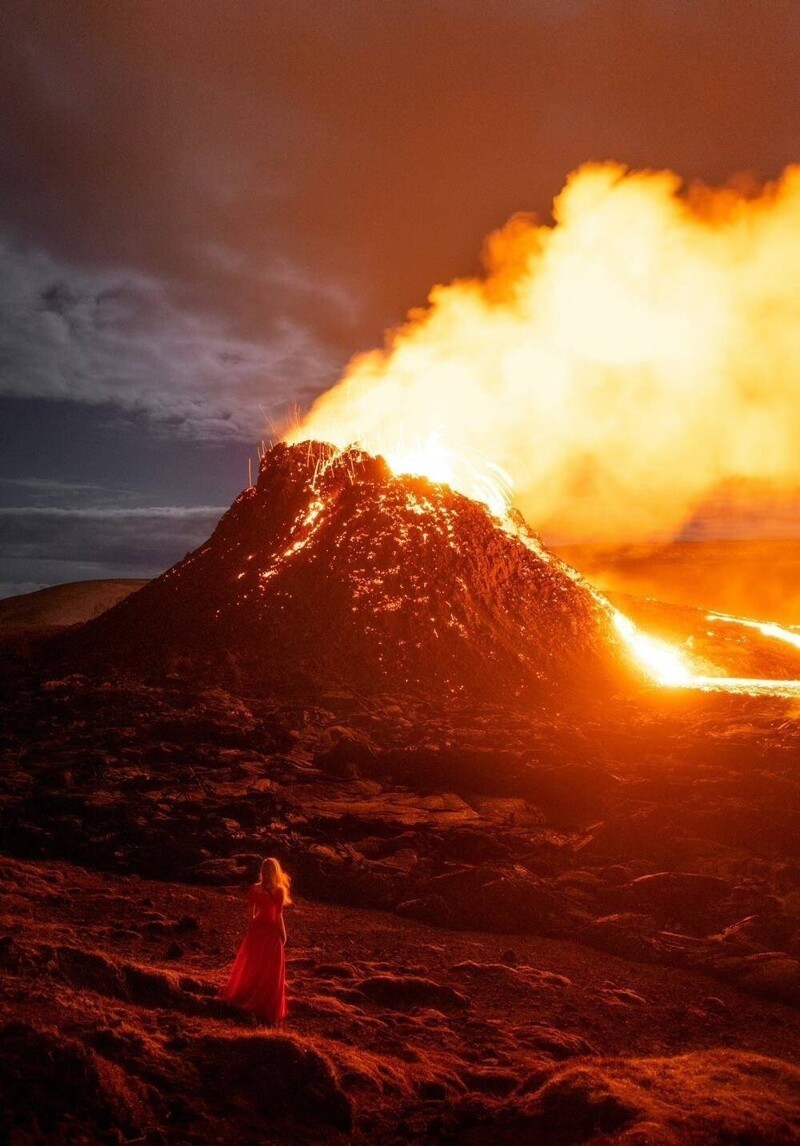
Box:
[298,431,515,521]
[258,497,327,587]
[382,433,514,520]
[307,440,372,491]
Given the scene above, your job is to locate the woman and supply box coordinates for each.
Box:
[220,856,290,1023]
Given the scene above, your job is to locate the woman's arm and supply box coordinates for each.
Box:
[247,886,259,920]
[276,888,287,944]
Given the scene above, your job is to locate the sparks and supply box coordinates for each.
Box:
[384,433,513,519]
[298,430,514,520]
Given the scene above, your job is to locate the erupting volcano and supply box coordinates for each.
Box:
[75,440,630,700]
[70,438,800,702]
[10,6,800,1141]
[287,163,800,547]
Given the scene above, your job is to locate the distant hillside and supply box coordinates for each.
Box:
[556,539,800,626]
[0,579,148,631]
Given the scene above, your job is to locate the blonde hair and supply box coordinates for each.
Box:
[259,856,292,904]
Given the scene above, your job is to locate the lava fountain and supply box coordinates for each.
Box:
[289,161,800,546]
[286,161,800,698]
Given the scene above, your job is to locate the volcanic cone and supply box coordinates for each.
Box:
[71,441,627,699]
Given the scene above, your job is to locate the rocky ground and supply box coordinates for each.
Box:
[3,646,800,1141]
[4,855,800,1144]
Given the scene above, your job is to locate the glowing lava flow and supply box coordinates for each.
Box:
[505,511,800,697]
[612,611,694,686]
[613,610,800,697]
[707,611,800,652]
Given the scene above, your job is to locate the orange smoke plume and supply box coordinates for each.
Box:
[288,162,800,543]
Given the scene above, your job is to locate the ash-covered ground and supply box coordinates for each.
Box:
[3,444,800,1143]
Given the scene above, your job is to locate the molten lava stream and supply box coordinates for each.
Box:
[707,611,800,652]
[612,610,800,698]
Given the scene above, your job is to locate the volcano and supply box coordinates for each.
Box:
[72,441,627,699]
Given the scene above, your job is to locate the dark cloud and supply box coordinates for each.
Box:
[5,1,800,357]
[0,398,250,511]
[0,477,113,500]
[0,502,224,595]
[2,1,800,589]
[0,232,339,437]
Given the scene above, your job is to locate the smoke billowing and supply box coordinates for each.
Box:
[291,163,800,542]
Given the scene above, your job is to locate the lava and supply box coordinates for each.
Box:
[611,611,694,687]
[612,607,800,698]
[288,163,800,545]
[707,611,800,652]
[349,432,513,521]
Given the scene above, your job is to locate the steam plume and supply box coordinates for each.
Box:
[290,162,800,542]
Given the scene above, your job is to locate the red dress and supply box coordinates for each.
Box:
[220,886,287,1023]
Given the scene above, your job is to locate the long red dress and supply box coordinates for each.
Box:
[220,885,287,1023]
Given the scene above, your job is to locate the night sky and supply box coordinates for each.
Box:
[2,1,800,596]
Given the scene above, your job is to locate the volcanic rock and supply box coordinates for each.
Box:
[192,1030,353,1130]
[624,871,733,930]
[5,855,800,1144]
[0,1019,149,1142]
[356,973,470,1011]
[69,441,627,700]
[506,1050,800,1145]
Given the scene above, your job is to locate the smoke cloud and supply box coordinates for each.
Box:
[292,163,800,542]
